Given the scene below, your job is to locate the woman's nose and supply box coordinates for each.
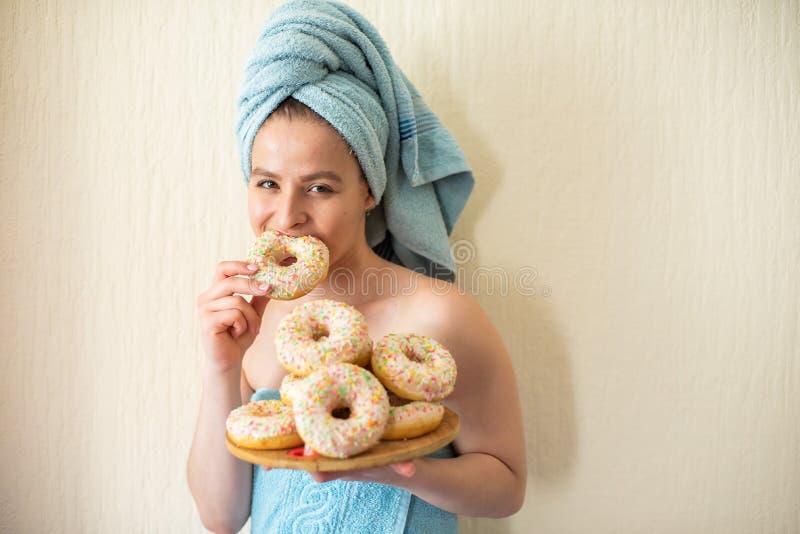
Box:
[273,190,307,231]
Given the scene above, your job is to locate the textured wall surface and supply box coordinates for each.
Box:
[2,1,799,532]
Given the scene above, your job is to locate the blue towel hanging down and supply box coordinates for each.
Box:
[235,0,475,278]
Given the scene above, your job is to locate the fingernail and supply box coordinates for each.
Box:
[258,283,268,291]
[247,264,258,271]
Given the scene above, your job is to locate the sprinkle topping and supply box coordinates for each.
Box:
[371,333,457,402]
[275,299,372,376]
[246,230,329,300]
[225,400,298,442]
[292,363,389,458]
[387,401,444,425]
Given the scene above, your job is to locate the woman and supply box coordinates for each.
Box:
[188,2,525,532]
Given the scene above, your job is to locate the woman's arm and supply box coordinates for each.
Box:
[401,293,527,516]
[187,366,253,533]
[187,261,270,533]
[313,290,527,517]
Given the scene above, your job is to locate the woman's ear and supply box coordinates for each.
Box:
[363,183,376,212]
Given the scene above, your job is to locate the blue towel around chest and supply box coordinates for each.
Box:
[248,388,457,533]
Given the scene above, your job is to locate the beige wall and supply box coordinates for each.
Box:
[2,0,798,532]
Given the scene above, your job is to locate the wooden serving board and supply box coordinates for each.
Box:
[225,408,459,472]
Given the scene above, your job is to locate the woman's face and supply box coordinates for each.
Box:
[247,115,375,267]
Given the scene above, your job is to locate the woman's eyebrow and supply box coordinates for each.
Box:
[301,172,343,183]
[250,168,343,183]
[251,167,270,176]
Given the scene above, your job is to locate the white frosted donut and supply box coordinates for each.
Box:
[225,400,303,450]
[275,299,372,376]
[382,401,445,440]
[371,333,457,402]
[292,363,389,458]
[246,230,329,300]
[279,373,306,407]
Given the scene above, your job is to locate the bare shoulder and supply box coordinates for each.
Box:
[395,272,507,368]
[420,280,491,326]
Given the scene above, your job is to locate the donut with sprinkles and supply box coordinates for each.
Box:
[371,333,457,402]
[279,373,306,407]
[275,299,372,376]
[382,400,445,440]
[225,400,303,450]
[292,363,389,458]
[246,230,329,300]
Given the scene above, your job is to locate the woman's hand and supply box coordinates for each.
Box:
[196,260,270,373]
[306,461,416,484]
[259,460,416,485]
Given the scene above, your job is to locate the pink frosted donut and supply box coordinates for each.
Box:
[225,400,303,450]
[275,299,372,376]
[292,363,389,458]
[371,333,457,402]
[246,230,329,300]
[382,401,445,440]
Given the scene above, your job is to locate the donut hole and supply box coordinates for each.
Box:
[331,406,351,420]
[275,254,298,267]
[403,348,428,364]
[312,325,330,342]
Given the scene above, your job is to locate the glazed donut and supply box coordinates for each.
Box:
[292,363,389,458]
[382,401,445,440]
[278,373,305,407]
[225,400,303,450]
[371,333,457,402]
[246,230,329,300]
[275,299,372,376]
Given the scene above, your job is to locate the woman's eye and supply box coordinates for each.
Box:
[258,179,278,189]
[309,184,333,193]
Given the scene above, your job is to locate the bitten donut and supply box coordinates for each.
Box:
[225,400,303,450]
[292,363,389,458]
[275,299,372,376]
[246,230,329,300]
[371,333,457,402]
[382,401,445,440]
[279,373,306,407]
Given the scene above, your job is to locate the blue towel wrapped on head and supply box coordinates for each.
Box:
[236,0,474,279]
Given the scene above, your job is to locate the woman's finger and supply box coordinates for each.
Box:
[201,308,248,337]
[390,461,416,478]
[203,270,269,303]
[211,260,259,285]
[202,295,263,337]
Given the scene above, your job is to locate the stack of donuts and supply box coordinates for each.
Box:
[225,231,457,460]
